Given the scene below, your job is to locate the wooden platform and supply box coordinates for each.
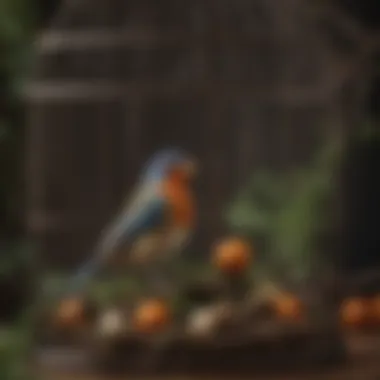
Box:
[32,332,380,380]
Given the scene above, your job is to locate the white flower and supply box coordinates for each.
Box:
[186,304,231,337]
[96,309,125,338]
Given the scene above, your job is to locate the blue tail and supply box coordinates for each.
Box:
[66,257,101,295]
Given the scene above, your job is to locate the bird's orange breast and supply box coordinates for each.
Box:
[162,178,195,228]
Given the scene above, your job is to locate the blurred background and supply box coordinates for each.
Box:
[0,0,379,378]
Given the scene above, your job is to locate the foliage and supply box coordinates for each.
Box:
[0,2,40,377]
[41,259,215,307]
[356,121,380,142]
[0,240,35,277]
[0,0,38,237]
[0,310,36,380]
[225,137,344,289]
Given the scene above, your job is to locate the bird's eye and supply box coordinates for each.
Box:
[179,160,197,177]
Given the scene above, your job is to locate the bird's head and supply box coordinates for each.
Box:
[142,148,197,183]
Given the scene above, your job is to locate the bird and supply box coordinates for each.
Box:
[65,148,197,296]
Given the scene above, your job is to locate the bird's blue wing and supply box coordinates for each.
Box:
[99,184,166,256]
[67,182,166,293]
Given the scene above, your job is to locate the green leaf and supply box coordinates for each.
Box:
[226,137,343,289]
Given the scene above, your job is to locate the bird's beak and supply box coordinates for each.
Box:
[182,159,198,177]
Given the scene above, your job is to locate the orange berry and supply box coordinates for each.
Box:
[272,293,303,321]
[212,237,252,275]
[369,295,380,326]
[133,298,171,334]
[340,297,370,328]
[54,297,85,329]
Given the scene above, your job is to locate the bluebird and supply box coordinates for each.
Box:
[66,148,197,296]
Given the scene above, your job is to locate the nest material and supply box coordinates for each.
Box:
[35,277,348,376]
[36,322,346,376]
[37,301,345,375]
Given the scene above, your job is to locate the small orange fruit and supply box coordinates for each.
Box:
[340,297,370,328]
[133,298,171,334]
[369,295,380,326]
[272,293,303,321]
[54,297,85,329]
[212,237,252,275]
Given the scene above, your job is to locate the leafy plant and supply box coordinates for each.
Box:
[0,240,34,276]
[0,0,38,238]
[0,308,37,380]
[225,137,344,290]
[0,240,36,329]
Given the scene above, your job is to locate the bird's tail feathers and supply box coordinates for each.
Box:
[61,216,129,297]
[65,256,101,295]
